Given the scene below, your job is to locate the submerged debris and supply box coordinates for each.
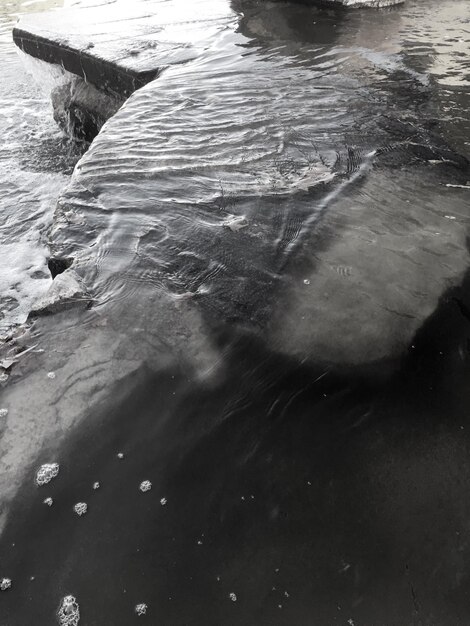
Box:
[93,481,100,490]
[0,578,12,591]
[139,480,152,493]
[229,592,237,602]
[36,463,59,486]
[44,497,54,506]
[30,269,90,316]
[222,215,248,232]
[0,408,8,418]
[160,497,167,506]
[58,595,80,626]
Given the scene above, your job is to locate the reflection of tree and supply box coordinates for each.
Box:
[233,0,469,159]
[231,0,340,47]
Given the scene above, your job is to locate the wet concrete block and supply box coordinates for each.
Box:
[29,269,91,316]
[13,28,156,98]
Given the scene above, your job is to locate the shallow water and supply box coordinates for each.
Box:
[50,0,470,366]
[0,0,84,333]
[1,0,470,624]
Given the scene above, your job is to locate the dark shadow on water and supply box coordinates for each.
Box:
[3,265,470,624]
[231,0,343,46]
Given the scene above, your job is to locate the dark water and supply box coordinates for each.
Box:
[1,0,470,624]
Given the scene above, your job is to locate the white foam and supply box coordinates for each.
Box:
[36,463,59,486]
[58,595,80,626]
[73,502,87,516]
[0,235,52,332]
[135,603,148,616]
[18,52,70,97]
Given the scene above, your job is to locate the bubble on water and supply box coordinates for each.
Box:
[139,480,152,493]
[0,408,9,418]
[0,578,12,591]
[73,502,87,516]
[47,371,56,379]
[93,481,100,490]
[44,497,53,506]
[36,463,59,486]
[117,452,124,459]
[57,595,80,626]
[160,497,167,506]
[135,603,147,616]
[229,592,237,602]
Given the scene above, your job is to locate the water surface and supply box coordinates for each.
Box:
[1,1,470,624]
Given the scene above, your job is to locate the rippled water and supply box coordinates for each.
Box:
[0,0,84,333]
[1,0,470,624]
[51,0,470,366]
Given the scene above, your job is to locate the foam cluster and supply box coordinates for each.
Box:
[135,603,148,616]
[139,480,152,493]
[58,595,80,626]
[36,463,60,486]
[73,502,88,516]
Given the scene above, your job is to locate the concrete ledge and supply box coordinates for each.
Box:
[12,0,235,98]
[13,28,160,98]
